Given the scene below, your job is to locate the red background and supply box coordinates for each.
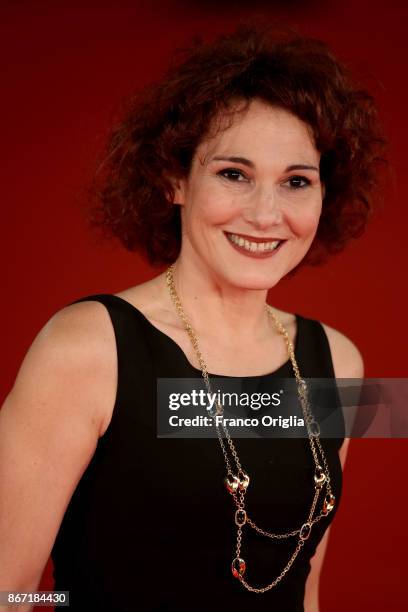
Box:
[1,0,407,610]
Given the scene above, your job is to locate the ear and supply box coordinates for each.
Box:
[321,182,326,200]
[169,176,187,207]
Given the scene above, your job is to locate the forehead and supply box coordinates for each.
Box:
[197,98,318,163]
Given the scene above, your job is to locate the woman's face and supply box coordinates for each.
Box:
[173,98,324,290]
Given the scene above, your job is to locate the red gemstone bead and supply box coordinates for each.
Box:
[231,557,246,578]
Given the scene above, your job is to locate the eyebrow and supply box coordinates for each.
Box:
[210,155,320,173]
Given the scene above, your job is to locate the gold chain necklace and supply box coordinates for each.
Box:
[165,263,336,593]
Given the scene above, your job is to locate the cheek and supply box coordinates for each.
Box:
[289,200,322,236]
[188,184,239,225]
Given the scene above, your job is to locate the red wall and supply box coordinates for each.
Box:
[1,1,407,610]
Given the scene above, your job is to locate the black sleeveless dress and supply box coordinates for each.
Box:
[51,294,345,611]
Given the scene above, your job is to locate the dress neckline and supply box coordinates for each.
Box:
[110,294,301,379]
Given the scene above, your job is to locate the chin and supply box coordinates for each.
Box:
[220,266,284,291]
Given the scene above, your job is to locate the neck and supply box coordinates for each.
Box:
[163,258,275,343]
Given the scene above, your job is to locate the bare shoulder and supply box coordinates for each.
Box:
[15,299,118,438]
[60,300,118,436]
[319,320,365,379]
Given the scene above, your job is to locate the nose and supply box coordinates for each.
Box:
[242,189,283,230]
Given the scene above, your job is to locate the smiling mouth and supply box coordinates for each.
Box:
[224,231,286,254]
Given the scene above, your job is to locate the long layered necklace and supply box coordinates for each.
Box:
[165,263,335,593]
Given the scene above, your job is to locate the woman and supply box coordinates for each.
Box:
[0,22,385,612]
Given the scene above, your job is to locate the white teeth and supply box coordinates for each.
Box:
[227,233,281,252]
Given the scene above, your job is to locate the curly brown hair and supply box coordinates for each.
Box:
[86,20,387,270]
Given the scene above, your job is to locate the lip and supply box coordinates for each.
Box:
[224,231,286,243]
[224,232,285,259]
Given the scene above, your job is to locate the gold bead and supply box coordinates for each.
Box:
[224,474,240,494]
[314,466,326,488]
[238,472,250,491]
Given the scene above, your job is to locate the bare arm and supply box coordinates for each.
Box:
[0,301,117,611]
[303,323,364,612]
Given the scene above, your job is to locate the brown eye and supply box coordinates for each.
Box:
[218,168,247,181]
[286,175,311,189]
